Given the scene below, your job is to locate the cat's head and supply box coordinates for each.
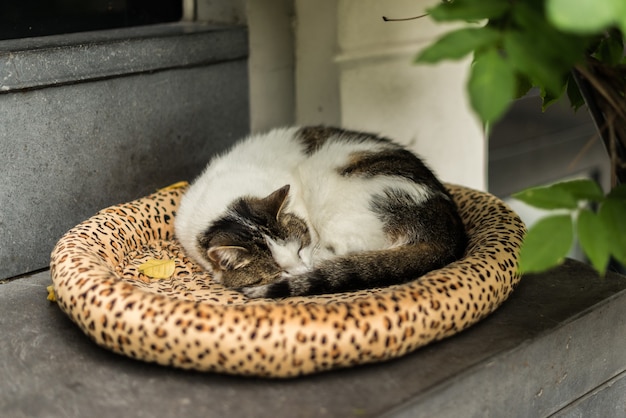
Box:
[198,185,312,289]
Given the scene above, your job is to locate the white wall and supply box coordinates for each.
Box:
[196,0,487,190]
[336,0,485,189]
[194,0,295,133]
[193,0,246,23]
[293,0,341,127]
[246,0,296,132]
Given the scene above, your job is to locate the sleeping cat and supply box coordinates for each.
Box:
[175,126,466,298]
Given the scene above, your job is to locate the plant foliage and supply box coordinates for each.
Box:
[513,181,626,275]
[416,0,626,125]
[415,0,626,275]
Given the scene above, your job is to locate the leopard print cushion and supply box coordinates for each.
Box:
[50,183,525,377]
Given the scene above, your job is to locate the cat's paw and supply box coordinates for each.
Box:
[238,281,292,299]
[238,285,271,299]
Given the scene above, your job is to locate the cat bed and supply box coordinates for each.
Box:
[50,183,525,378]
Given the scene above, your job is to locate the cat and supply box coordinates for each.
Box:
[174,126,467,299]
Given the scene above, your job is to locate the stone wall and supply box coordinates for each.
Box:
[0,23,249,280]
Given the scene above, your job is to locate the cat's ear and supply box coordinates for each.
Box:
[207,246,251,270]
[263,184,290,220]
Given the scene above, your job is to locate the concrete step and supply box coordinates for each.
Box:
[1,259,625,418]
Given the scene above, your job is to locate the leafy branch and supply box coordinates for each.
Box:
[513,180,626,275]
[412,0,626,275]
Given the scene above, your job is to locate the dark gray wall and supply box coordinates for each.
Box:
[489,92,610,197]
[0,23,250,280]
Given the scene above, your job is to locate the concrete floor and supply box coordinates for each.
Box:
[1,259,626,418]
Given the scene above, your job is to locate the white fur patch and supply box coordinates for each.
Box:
[265,237,310,275]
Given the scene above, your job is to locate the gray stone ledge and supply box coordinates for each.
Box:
[1,259,625,417]
[0,22,248,92]
[0,22,249,280]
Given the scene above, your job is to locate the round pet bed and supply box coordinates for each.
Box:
[50,183,525,378]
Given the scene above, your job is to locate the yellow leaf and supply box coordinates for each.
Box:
[158,181,189,191]
[46,285,57,302]
[138,258,176,279]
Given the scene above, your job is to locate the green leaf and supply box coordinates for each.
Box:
[504,31,568,96]
[607,184,626,200]
[566,73,585,111]
[540,85,565,111]
[513,179,603,210]
[547,0,625,35]
[512,3,591,57]
[415,27,501,63]
[620,12,626,36]
[504,4,589,96]
[599,199,626,266]
[468,48,516,124]
[519,214,573,274]
[595,33,625,66]
[515,74,533,99]
[512,185,578,210]
[577,209,610,275]
[556,178,605,202]
[428,0,510,22]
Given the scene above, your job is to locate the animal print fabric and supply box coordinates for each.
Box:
[50,183,525,377]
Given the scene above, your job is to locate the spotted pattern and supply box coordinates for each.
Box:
[49,184,525,377]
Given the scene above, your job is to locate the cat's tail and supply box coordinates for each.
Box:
[239,242,464,299]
